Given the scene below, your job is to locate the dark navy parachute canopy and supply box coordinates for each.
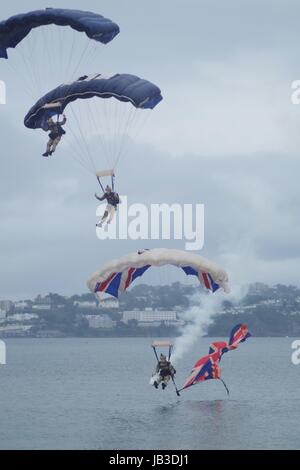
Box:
[24,73,163,130]
[0,8,120,59]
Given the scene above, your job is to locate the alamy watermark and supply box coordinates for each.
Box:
[291,340,300,365]
[0,80,6,104]
[0,339,6,364]
[96,196,204,251]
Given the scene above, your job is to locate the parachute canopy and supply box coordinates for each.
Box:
[181,324,251,392]
[87,248,230,299]
[0,8,120,59]
[152,341,174,349]
[24,73,163,131]
[152,340,173,361]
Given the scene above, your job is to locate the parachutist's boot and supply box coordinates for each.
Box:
[42,152,49,157]
[154,381,158,389]
[162,383,166,390]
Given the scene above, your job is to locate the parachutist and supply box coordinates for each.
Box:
[95,185,120,226]
[154,353,176,390]
[43,114,66,157]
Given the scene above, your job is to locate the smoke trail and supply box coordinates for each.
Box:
[172,284,246,365]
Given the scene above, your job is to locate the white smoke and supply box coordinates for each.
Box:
[172,284,247,365]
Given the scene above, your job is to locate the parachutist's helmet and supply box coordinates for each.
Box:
[160,354,167,361]
[106,185,112,192]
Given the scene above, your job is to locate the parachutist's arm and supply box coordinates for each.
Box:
[95,193,106,201]
[60,115,67,126]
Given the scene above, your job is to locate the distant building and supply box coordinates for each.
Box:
[99,298,119,309]
[74,301,97,309]
[0,300,13,313]
[123,310,177,324]
[32,304,51,311]
[0,324,32,337]
[14,301,30,310]
[122,310,142,323]
[0,309,6,321]
[34,295,51,305]
[84,314,115,329]
[7,313,38,322]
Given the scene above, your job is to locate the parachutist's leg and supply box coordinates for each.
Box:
[156,375,162,385]
[102,210,109,222]
[107,206,116,224]
[51,136,61,154]
[45,139,52,153]
[43,139,53,157]
[96,210,108,228]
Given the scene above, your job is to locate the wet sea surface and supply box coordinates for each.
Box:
[0,337,299,449]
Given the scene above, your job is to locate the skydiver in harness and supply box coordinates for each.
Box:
[154,354,176,390]
[95,185,120,227]
[42,114,67,157]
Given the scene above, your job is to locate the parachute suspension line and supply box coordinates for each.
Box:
[65,106,89,161]
[59,134,93,175]
[168,344,172,361]
[68,104,97,173]
[171,375,181,397]
[6,62,33,100]
[57,25,66,81]
[152,345,159,363]
[69,39,93,80]
[62,122,92,170]
[113,104,138,169]
[14,47,40,98]
[112,97,125,163]
[219,378,230,396]
[65,29,77,80]
[55,27,65,82]
[116,108,153,173]
[85,99,110,169]
[111,173,115,191]
[97,176,105,193]
[102,97,115,163]
[63,110,96,174]
[41,26,55,89]
[81,41,99,76]
[90,99,112,166]
[104,97,123,163]
[113,106,145,170]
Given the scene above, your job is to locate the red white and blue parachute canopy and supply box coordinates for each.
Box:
[0,8,120,59]
[87,248,230,299]
[182,355,221,390]
[181,324,251,392]
[228,323,251,350]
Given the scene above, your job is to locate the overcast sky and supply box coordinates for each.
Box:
[1,0,300,299]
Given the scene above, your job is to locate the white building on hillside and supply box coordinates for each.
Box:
[74,301,97,309]
[14,301,30,310]
[84,314,115,329]
[7,313,38,322]
[123,310,177,323]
